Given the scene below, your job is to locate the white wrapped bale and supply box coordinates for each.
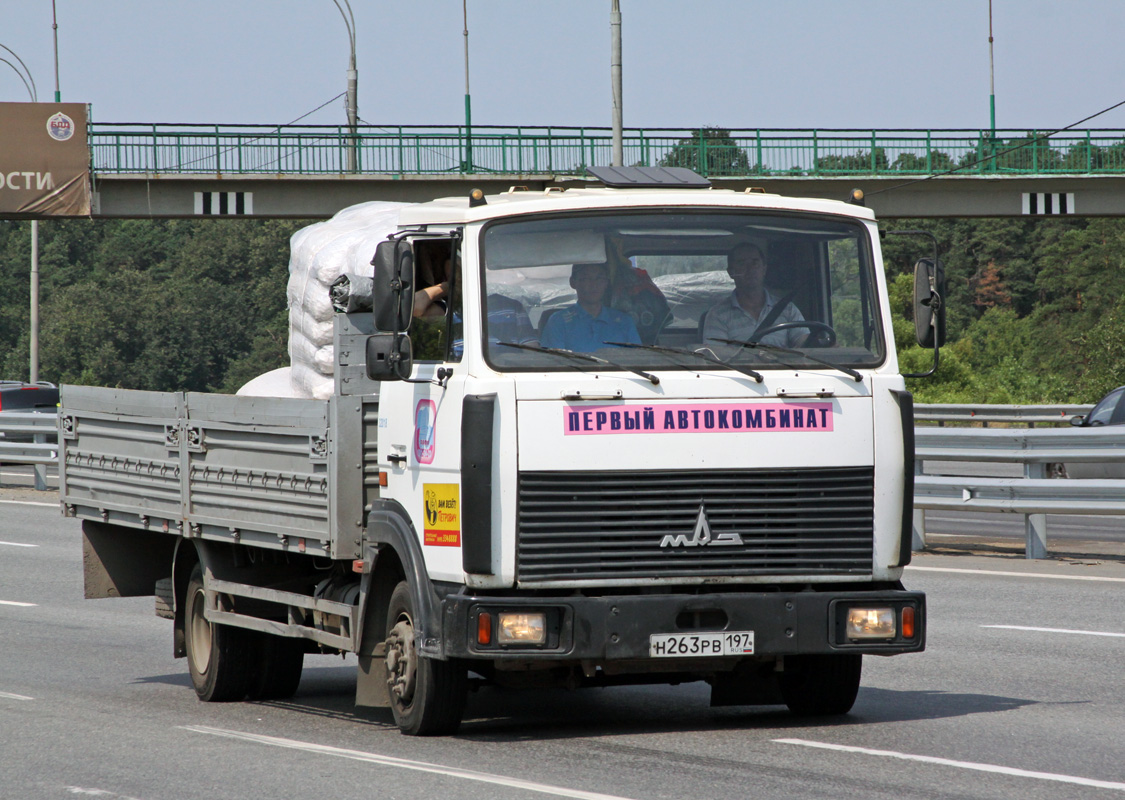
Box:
[283,201,410,398]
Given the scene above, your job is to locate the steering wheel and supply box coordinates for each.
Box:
[753,321,837,348]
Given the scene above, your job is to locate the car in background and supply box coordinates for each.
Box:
[0,381,59,413]
[1070,386,1125,429]
[0,381,59,446]
[1058,385,1125,479]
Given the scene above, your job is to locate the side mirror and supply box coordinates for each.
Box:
[372,239,415,333]
[1070,415,1086,427]
[913,258,946,349]
[365,333,413,381]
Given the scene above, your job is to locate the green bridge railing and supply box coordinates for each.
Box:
[87,124,1125,178]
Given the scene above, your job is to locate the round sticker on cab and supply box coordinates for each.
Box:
[414,399,436,464]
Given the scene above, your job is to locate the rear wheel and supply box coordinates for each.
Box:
[247,634,304,701]
[184,564,254,702]
[384,580,466,735]
[779,654,862,716]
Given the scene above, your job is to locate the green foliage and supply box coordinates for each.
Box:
[0,218,312,393]
[882,218,1125,404]
[892,150,955,173]
[659,128,752,177]
[815,147,889,174]
[5,214,1125,406]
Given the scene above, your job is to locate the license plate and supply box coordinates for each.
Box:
[648,630,755,658]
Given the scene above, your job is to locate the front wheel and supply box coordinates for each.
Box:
[384,581,466,735]
[184,564,254,702]
[779,654,862,716]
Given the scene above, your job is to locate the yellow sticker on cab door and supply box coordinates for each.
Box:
[423,483,460,547]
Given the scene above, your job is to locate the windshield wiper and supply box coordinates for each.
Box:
[605,341,763,383]
[497,342,660,385]
[710,338,863,382]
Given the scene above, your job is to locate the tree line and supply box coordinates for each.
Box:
[0,218,310,395]
[1,214,1122,404]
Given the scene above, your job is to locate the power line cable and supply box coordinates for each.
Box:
[1,56,36,101]
[168,93,348,171]
[0,43,37,100]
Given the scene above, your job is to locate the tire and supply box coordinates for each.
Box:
[779,654,862,716]
[247,634,304,701]
[384,580,466,735]
[184,564,254,702]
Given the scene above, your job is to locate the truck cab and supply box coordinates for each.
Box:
[361,171,922,731]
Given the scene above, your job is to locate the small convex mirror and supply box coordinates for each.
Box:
[371,239,415,333]
[913,258,946,349]
[365,333,413,381]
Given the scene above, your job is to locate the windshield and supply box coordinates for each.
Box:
[480,210,884,373]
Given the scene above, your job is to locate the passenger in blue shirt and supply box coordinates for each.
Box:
[541,262,641,352]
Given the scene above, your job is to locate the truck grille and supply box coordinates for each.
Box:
[516,467,874,584]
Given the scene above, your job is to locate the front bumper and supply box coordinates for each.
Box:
[441,588,925,661]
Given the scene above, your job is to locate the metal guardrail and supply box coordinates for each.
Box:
[914,403,1092,427]
[8,403,1121,560]
[913,425,1125,559]
[87,124,1125,178]
[0,411,58,491]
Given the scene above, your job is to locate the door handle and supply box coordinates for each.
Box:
[387,454,408,466]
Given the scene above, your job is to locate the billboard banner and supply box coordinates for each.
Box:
[0,102,91,216]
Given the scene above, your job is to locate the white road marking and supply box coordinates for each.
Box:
[908,565,1125,583]
[0,600,37,607]
[183,725,640,800]
[0,540,37,547]
[775,739,1125,792]
[65,788,143,799]
[0,499,57,507]
[982,624,1125,638]
[0,691,34,701]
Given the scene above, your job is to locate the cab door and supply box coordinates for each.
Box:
[379,236,468,584]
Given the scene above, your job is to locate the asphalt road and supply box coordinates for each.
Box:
[2,491,1124,799]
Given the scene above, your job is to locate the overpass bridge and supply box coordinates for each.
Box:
[71,124,1125,218]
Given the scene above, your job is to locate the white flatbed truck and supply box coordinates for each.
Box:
[63,168,931,735]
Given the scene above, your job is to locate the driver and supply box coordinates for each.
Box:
[703,242,807,349]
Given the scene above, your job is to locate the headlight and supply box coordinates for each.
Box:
[498,612,547,645]
[845,607,896,640]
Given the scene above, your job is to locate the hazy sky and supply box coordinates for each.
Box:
[3,1,1125,132]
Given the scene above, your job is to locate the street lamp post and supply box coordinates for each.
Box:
[463,0,473,173]
[333,0,358,172]
[0,43,40,385]
[52,0,61,102]
[610,0,623,167]
[988,0,997,171]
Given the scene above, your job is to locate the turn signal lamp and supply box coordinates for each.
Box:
[469,188,487,207]
[845,607,896,640]
[477,612,492,646]
[498,612,547,645]
[901,606,916,639]
[848,188,866,206]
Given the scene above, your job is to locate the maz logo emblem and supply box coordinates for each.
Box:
[660,505,744,548]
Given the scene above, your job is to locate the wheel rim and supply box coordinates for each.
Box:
[188,586,212,675]
[385,616,417,706]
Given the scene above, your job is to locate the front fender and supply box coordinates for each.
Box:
[364,499,445,658]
